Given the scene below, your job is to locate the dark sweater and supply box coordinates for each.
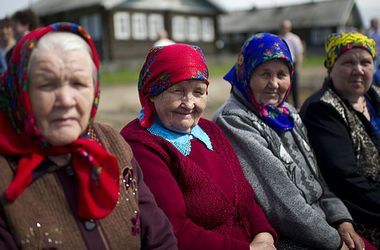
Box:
[121,118,276,250]
[300,82,380,227]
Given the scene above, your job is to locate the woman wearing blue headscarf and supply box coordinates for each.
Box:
[213,33,370,249]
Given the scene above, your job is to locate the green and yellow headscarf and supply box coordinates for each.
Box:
[324,32,376,71]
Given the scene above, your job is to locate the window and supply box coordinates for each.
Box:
[201,17,214,42]
[132,13,147,40]
[80,14,102,40]
[172,15,187,41]
[188,17,200,42]
[311,28,332,46]
[114,12,130,40]
[149,14,164,40]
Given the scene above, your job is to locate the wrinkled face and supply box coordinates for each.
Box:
[150,80,208,133]
[28,49,95,146]
[330,48,374,101]
[249,59,291,105]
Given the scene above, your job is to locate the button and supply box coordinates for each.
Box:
[84,219,96,231]
[65,166,74,176]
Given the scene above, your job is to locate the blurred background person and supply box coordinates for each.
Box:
[0,18,16,56]
[279,19,304,109]
[5,9,39,63]
[0,18,16,73]
[0,22,177,249]
[366,17,380,85]
[153,29,175,47]
[301,32,380,248]
[121,44,277,250]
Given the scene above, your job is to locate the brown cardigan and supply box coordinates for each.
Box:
[0,122,177,250]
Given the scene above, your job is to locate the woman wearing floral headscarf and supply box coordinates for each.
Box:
[301,32,380,248]
[121,43,277,250]
[0,22,177,249]
[213,33,374,249]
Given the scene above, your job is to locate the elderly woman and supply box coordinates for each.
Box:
[0,22,177,249]
[300,32,380,248]
[213,33,374,250]
[120,44,277,250]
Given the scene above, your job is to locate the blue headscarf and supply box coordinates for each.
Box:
[224,33,295,132]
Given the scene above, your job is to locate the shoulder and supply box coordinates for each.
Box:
[213,94,260,125]
[93,122,134,167]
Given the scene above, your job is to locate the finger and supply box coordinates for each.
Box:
[351,234,365,250]
[342,233,355,249]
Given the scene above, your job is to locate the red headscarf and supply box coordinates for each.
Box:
[0,23,119,219]
[138,44,209,128]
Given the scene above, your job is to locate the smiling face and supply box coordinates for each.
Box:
[150,80,208,133]
[28,49,95,146]
[249,59,291,106]
[330,48,374,101]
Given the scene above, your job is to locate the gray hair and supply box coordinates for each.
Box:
[28,31,97,82]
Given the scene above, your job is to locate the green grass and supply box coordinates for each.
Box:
[99,53,325,85]
[302,53,325,67]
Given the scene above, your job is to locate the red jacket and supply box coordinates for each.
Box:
[121,118,276,250]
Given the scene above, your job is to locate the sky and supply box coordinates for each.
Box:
[0,0,379,27]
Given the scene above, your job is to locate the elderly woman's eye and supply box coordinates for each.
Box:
[261,72,271,78]
[38,82,55,90]
[361,60,372,66]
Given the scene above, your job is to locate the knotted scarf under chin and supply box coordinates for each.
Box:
[0,113,120,220]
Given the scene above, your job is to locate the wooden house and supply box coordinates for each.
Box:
[219,0,363,53]
[33,0,223,61]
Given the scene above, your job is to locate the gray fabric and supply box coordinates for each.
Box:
[213,90,352,250]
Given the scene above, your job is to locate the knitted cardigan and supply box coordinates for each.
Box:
[213,90,352,250]
[0,122,177,250]
[121,118,276,250]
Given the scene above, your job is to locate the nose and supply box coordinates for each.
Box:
[180,93,195,110]
[55,86,76,107]
[353,63,365,75]
[267,77,280,89]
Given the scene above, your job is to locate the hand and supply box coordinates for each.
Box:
[338,222,365,250]
[249,232,276,250]
[340,242,350,250]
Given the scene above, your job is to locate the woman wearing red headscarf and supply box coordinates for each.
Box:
[120,44,276,250]
[0,22,177,249]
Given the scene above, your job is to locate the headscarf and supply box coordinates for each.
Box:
[224,33,295,132]
[138,43,209,128]
[324,32,376,71]
[0,22,120,219]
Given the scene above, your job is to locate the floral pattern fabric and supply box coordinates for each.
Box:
[324,32,376,70]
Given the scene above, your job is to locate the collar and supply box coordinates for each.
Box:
[138,109,213,156]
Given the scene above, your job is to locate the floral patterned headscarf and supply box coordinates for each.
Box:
[324,32,376,71]
[0,22,120,219]
[224,33,295,132]
[138,43,209,128]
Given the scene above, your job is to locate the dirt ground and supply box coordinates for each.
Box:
[96,66,327,130]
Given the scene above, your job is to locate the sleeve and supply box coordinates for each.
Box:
[129,140,250,250]
[247,192,277,242]
[132,158,178,250]
[214,113,342,250]
[0,208,18,250]
[301,102,380,223]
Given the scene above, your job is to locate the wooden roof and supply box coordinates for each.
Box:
[220,0,362,34]
[33,0,223,16]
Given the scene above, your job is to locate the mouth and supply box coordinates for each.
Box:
[51,117,77,125]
